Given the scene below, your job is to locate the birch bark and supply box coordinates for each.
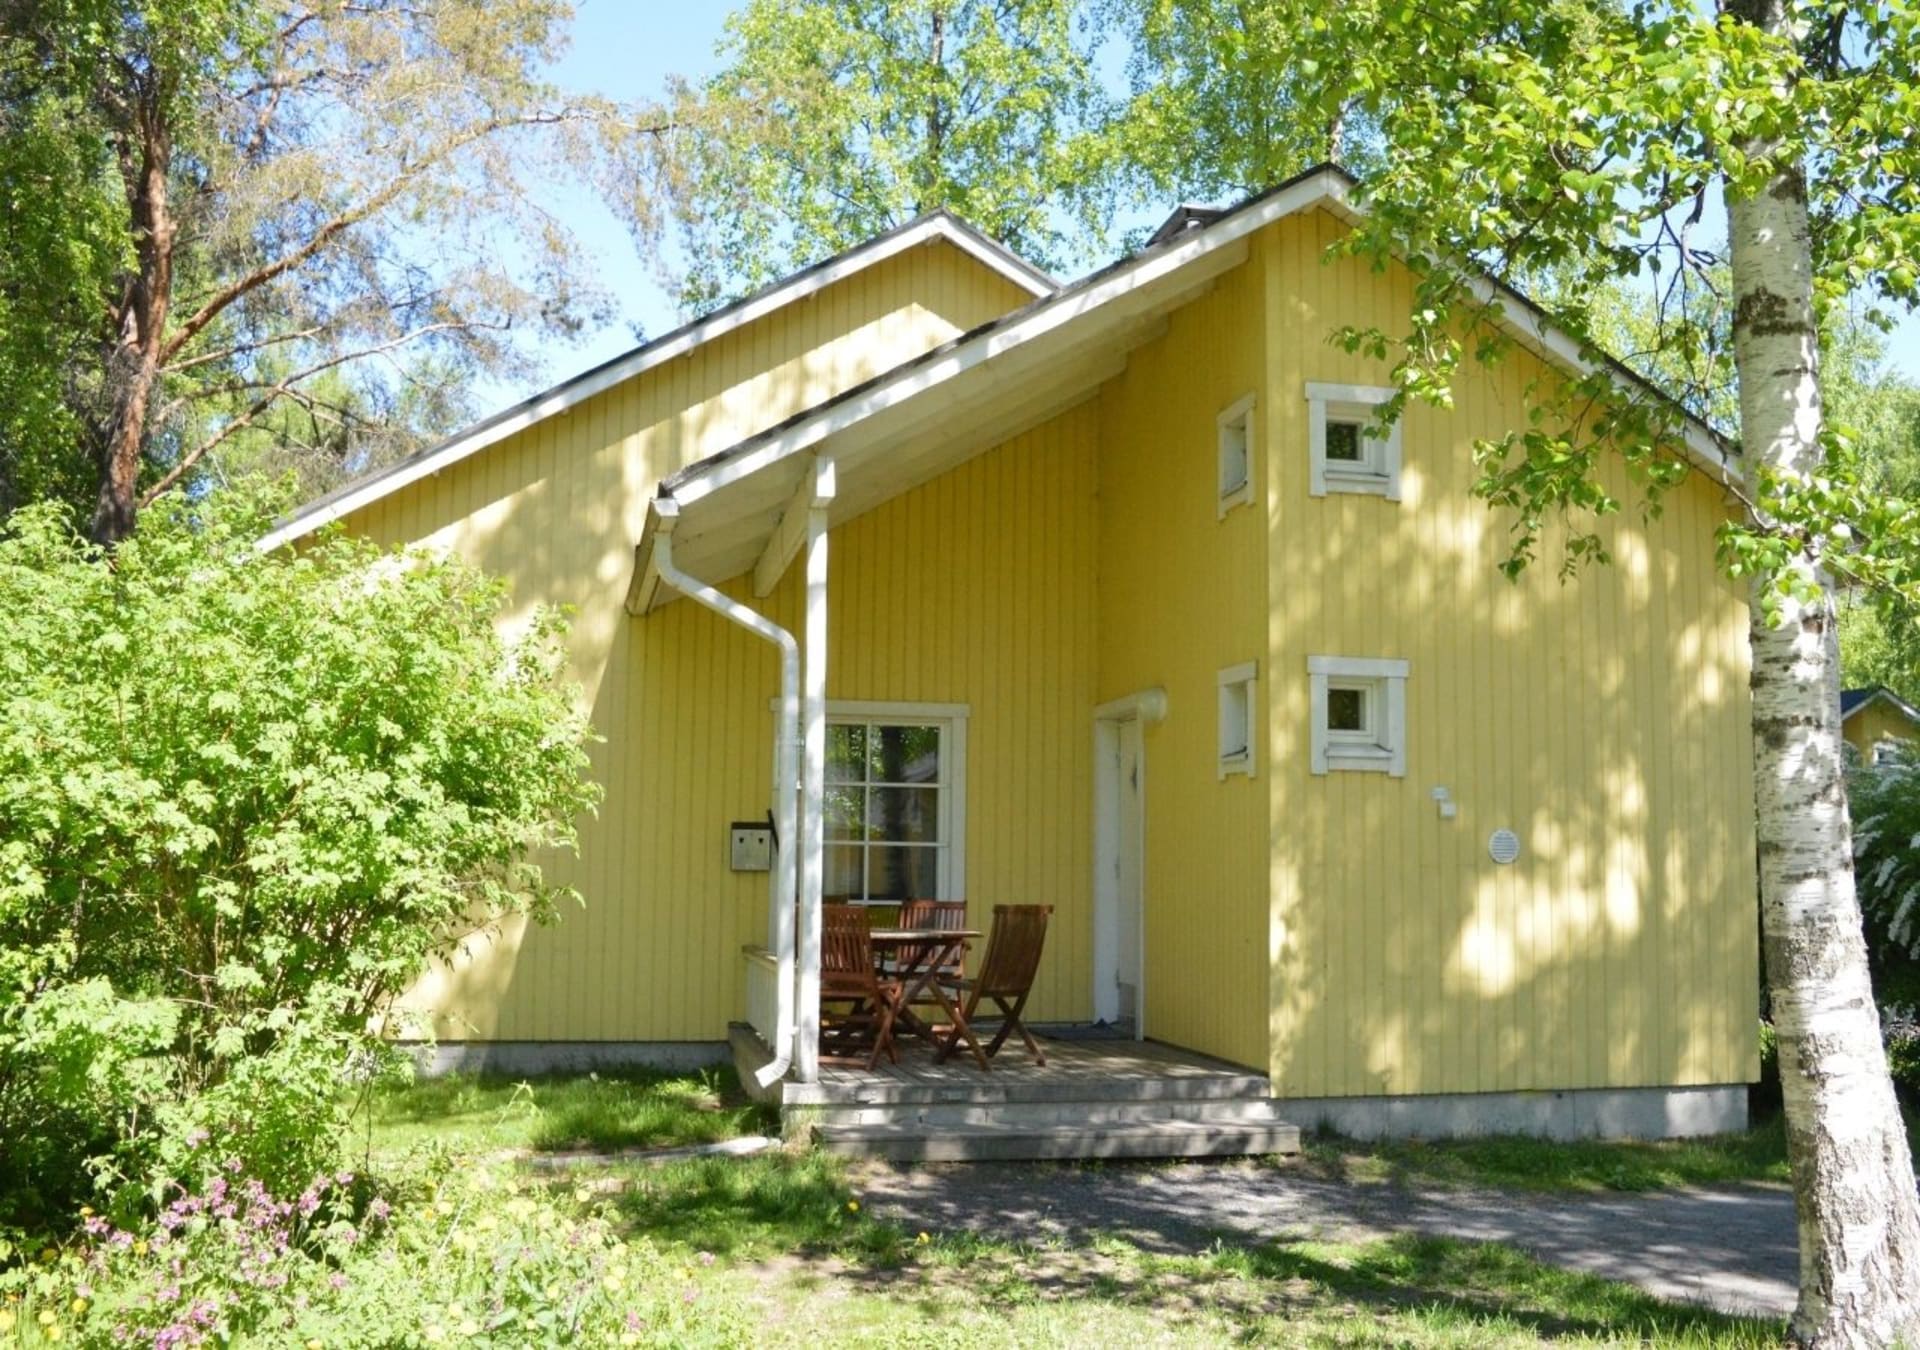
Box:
[1727,4,1920,1343]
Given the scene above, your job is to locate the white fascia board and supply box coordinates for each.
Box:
[1460,271,1736,484]
[667,171,1351,508]
[256,214,1053,553]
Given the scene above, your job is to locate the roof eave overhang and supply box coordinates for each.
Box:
[647,167,1737,596]
[256,213,1056,553]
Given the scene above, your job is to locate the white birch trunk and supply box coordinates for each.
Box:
[1728,4,1920,1340]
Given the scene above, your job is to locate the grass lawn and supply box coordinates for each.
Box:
[1293,1099,1920,1195]
[360,1063,779,1158]
[352,1069,1788,1346]
[1293,1115,1793,1194]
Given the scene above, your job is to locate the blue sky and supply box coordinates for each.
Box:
[484,2,1920,416]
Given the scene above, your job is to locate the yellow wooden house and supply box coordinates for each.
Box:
[267,166,1758,1148]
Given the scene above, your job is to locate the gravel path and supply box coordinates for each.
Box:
[851,1158,1799,1318]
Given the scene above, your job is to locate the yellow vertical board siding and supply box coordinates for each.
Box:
[1094,254,1272,1073]
[759,409,1101,1022]
[1844,701,1916,757]
[1260,209,1758,1098]
[346,241,1040,1040]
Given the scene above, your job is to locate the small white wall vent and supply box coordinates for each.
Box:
[1488,829,1521,865]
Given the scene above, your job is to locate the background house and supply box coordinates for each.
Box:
[1841,686,1920,763]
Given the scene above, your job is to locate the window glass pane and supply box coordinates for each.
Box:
[1327,685,1368,732]
[1325,420,1364,462]
[825,786,866,841]
[827,724,866,783]
[866,845,939,902]
[869,724,941,784]
[866,786,941,844]
[824,845,865,901]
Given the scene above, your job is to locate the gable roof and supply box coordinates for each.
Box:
[634,164,1737,604]
[1842,686,1920,726]
[256,211,1056,552]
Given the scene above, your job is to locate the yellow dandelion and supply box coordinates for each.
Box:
[572,1186,592,1204]
[45,1328,62,1344]
[38,1248,56,1264]
[446,1305,464,1321]
[132,1241,149,1257]
[37,1311,56,1327]
[76,1208,92,1218]
[307,1340,324,1349]
[917,1232,930,1245]
[69,1297,87,1314]
[846,1200,859,1212]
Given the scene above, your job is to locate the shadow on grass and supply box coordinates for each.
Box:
[366,1065,778,1157]
[1225,1233,1780,1346]
[601,1147,1781,1346]
[608,1151,908,1263]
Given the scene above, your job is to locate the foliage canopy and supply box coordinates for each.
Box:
[0,496,598,1221]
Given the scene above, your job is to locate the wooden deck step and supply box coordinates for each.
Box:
[786,1069,1272,1108]
[817,1116,1302,1163]
[812,1097,1295,1129]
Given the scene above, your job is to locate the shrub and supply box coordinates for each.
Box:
[0,497,599,1223]
[2,1156,745,1346]
[1848,745,1920,1098]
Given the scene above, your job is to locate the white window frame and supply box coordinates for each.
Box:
[1307,382,1402,500]
[1308,656,1408,777]
[1217,661,1258,780]
[1216,393,1256,519]
[789,699,969,905]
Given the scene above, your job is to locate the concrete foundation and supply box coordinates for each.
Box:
[411,1040,728,1077]
[728,1023,786,1104]
[1278,1084,1749,1141]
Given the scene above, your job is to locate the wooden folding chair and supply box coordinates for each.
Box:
[819,904,904,1070]
[894,898,969,983]
[935,904,1052,1067]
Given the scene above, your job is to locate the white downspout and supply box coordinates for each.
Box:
[648,499,798,1090]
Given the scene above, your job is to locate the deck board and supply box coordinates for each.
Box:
[790,1034,1268,1107]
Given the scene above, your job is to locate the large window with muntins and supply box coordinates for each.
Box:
[824,713,961,904]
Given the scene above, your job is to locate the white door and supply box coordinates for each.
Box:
[1113,718,1144,1026]
[1093,715,1145,1031]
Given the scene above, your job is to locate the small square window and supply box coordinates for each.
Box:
[1326,684,1370,735]
[1218,661,1258,779]
[1324,421,1364,463]
[1217,394,1256,518]
[1309,656,1409,777]
[1307,382,1402,500]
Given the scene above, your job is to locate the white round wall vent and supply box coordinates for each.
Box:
[1488,829,1521,865]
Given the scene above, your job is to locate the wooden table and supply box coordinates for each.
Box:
[868,927,989,1069]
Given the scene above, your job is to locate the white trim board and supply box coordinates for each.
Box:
[660,166,1736,521]
[257,214,1055,552]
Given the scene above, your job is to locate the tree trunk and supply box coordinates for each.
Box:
[90,90,174,545]
[1727,5,1920,1342]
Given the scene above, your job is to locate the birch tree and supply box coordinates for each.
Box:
[0,0,667,541]
[1242,2,1920,1341]
[657,0,1109,309]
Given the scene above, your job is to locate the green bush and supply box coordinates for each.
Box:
[3,1155,746,1347]
[0,497,599,1225]
[1848,745,1920,1098]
